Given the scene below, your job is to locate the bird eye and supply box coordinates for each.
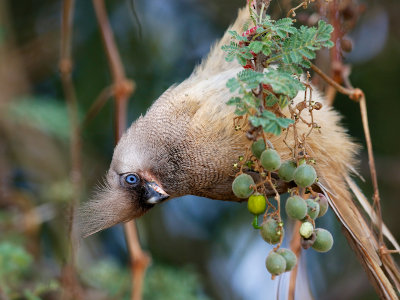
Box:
[124,173,139,185]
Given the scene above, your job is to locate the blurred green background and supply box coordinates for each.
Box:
[0,0,399,299]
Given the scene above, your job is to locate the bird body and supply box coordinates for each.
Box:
[80,7,400,298]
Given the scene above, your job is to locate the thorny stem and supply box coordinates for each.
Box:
[310,62,384,246]
[59,0,83,299]
[92,1,149,300]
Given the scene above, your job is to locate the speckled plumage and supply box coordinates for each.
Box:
[80,8,399,298]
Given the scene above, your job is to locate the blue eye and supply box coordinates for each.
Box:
[125,174,139,185]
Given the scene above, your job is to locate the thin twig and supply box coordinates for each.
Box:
[326,0,342,106]
[310,62,383,245]
[59,0,83,299]
[80,85,113,128]
[310,63,357,98]
[287,0,310,18]
[359,94,383,245]
[92,1,149,300]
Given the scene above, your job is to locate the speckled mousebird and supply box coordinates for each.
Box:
[80,8,399,298]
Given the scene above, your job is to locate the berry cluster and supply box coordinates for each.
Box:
[232,139,333,277]
[223,1,336,279]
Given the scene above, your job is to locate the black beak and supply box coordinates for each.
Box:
[144,181,170,204]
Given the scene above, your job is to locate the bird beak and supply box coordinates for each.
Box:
[145,181,169,204]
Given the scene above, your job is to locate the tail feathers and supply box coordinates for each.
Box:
[193,7,251,78]
[318,179,400,299]
[345,175,400,252]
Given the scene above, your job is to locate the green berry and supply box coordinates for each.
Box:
[278,160,297,182]
[266,251,286,275]
[247,194,266,215]
[305,198,320,220]
[293,164,317,188]
[315,193,329,217]
[312,228,334,252]
[260,218,284,245]
[277,248,297,272]
[285,196,307,220]
[251,139,266,159]
[232,174,255,199]
[299,221,314,238]
[260,149,281,171]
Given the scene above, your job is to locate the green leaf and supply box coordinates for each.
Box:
[248,41,263,53]
[264,121,281,136]
[276,20,334,67]
[276,117,294,128]
[226,97,241,106]
[0,242,33,279]
[263,69,304,98]
[237,55,247,66]
[261,110,277,120]
[228,30,249,42]
[237,69,264,90]
[261,44,272,56]
[226,78,240,92]
[272,18,296,38]
[278,64,304,75]
[243,93,260,109]
[235,107,248,116]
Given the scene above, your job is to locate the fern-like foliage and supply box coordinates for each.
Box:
[222,10,334,136]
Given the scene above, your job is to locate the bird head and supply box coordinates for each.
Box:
[78,123,169,238]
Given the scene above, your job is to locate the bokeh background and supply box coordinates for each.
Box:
[0,0,399,299]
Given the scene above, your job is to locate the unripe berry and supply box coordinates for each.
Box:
[247,194,266,215]
[312,228,334,252]
[266,251,286,275]
[315,193,329,217]
[278,160,297,182]
[260,149,281,171]
[277,248,297,272]
[251,139,266,159]
[305,198,320,220]
[232,174,254,199]
[285,196,307,220]
[293,164,317,188]
[260,218,284,244]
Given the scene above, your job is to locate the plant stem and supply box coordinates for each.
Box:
[310,62,383,246]
[92,2,149,300]
[59,0,83,298]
